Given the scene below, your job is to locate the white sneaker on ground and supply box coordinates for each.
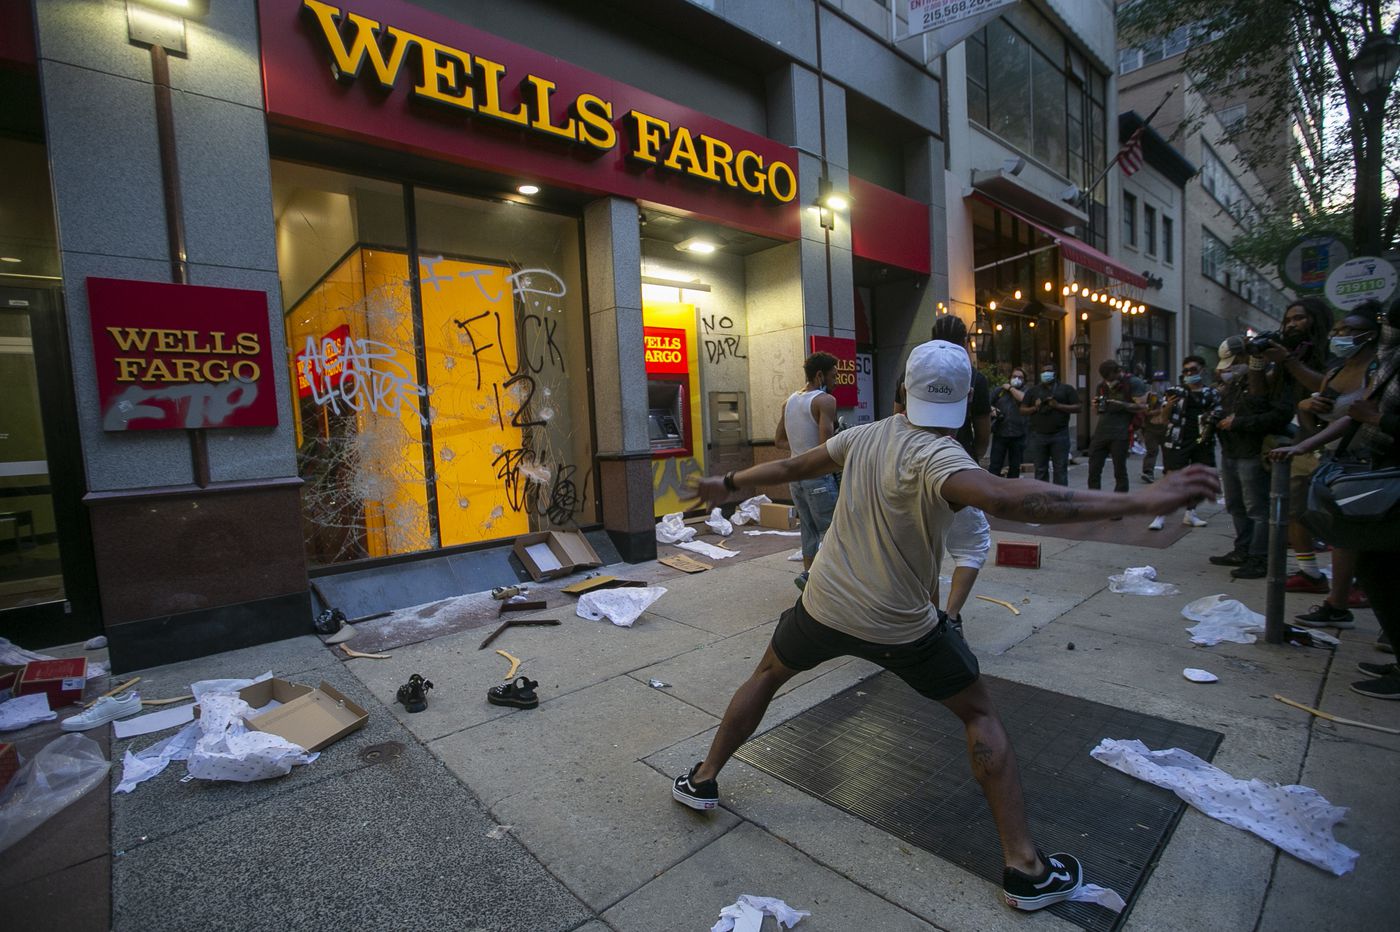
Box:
[61,692,141,731]
[1183,510,1207,527]
[1148,516,1165,531]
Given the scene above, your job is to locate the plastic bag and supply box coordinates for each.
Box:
[705,507,733,537]
[0,733,110,854]
[729,494,770,526]
[655,512,696,544]
[1108,565,1180,596]
[576,586,667,627]
[1182,594,1264,645]
[185,693,315,783]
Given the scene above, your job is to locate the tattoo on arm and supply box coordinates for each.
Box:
[970,739,996,779]
[1019,490,1081,521]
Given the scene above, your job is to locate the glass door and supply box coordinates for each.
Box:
[0,286,98,647]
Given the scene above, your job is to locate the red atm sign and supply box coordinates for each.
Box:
[86,277,279,431]
[644,326,688,374]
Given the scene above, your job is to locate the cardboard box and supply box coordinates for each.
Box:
[758,503,799,530]
[0,742,18,793]
[995,541,1041,569]
[16,658,87,706]
[513,530,602,581]
[0,664,21,701]
[197,678,368,753]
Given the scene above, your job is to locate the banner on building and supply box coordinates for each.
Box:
[854,352,875,425]
[906,0,1018,53]
[809,335,858,408]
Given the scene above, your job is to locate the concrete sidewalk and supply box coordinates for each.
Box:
[13,457,1395,931]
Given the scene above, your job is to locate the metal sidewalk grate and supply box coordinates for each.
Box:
[735,673,1222,932]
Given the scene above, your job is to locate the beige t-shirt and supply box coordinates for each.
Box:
[801,415,979,644]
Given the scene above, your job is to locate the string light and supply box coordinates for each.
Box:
[989,300,997,310]
[1081,311,1090,321]
[1061,285,1071,296]
[995,322,1004,331]
[1043,281,1053,292]
[1013,289,1022,300]
[1028,320,1037,328]
[1071,282,1080,294]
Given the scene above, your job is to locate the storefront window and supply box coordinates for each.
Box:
[272,164,593,567]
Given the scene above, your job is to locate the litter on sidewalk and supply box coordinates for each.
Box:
[1109,566,1180,596]
[728,494,770,526]
[659,554,711,574]
[677,540,738,560]
[711,894,808,932]
[0,733,109,855]
[1090,738,1359,876]
[706,507,734,537]
[1274,694,1400,736]
[113,702,196,739]
[1182,595,1263,645]
[0,693,57,731]
[742,529,800,537]
[1182,668,1219,683]
[576,587,667,627]
[655,512,697,544]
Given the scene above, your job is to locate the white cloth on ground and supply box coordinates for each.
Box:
[729,494,770,526]
[1181,595,1263,645]
[711,894,809,932]
[1091,738,1358,875]
[575,587,667,627]
[676,540,739,560]
[655,512,696,544]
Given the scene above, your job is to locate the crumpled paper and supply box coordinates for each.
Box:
[786,549,804,561]
[728,495,770,526]
[0,693,57,731]
[1091,738,1358,875]
[1108,565,1180,596]
[706,508,733,537]
[576,587,667,627]
[677,540,739,560]
[1070,884,1126,912]
[1181,595,1264,645]
[656,512,697,544]
[0,638,105,681]
[712,894,808,932]
[184,693,316,783]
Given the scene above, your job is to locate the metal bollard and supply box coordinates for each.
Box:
[1265,459,1290,644]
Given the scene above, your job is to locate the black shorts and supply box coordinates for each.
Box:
[771,596,980,701]
[1163,444,1215,472]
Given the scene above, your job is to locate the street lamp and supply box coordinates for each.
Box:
[971,311,992,358]
[1070,327,1092,452]
[1353,33,1400,97]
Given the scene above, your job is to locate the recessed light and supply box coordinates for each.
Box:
[517,184,540,196]
[677,237,718,254]
[0,257,20,264]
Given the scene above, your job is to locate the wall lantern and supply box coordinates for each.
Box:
[815,178,852,230]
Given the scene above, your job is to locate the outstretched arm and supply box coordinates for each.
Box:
[941,465,1219,523]
[689,445,839,509]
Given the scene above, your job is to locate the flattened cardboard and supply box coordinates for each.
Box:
[560,576,649,595]
[758,503,799,529]
[513,530,603,581]
[196,678,368,753]
[659,554,711,573]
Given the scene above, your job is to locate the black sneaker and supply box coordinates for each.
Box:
[1357,661,1399,677]
[1209,550,1247,567]
[672,762,718,811]
[1350,675,1400,700]
[1002,850,1082,911]
[1379,631,1394,654]
[1230,559,1267,579]
[1295,603,1355,629]
[1139,474,1154,484]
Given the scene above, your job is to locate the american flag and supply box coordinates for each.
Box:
[1118,126,1146,176]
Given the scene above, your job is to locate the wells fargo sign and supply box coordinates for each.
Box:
[259,0,801,237]
[643,326,688,375]
[809,335,858,408]
[86,278,279,431]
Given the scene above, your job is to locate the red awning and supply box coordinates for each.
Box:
[970,193,1148,289]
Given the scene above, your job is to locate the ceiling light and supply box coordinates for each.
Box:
[677,237,718,254]
[1028,321,1037,328]
[517,184,540,195]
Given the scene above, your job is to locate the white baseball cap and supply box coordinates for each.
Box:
[903,340,971,429]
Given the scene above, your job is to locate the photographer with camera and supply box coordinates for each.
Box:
[1139,370,1171,482]
[1019,362,1080,486]
[1208,337,1293,578]
[1147,356,1218,530]
[1087,360,1147,499]
[989,367,1029,478]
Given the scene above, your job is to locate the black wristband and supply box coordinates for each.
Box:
[723,470,738,491]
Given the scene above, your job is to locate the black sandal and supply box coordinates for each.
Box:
[488,676,540,709]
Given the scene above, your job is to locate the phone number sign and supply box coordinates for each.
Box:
[1325,256,1397,312]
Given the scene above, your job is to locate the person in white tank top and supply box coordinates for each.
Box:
[775,352,840,584]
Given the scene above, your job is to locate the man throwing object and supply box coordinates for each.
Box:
[674,340,1218,911]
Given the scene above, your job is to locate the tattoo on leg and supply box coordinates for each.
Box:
[971,739,996,779]
[1020,490,1080,521]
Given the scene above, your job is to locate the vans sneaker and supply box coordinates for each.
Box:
[1350,674,1400,700]
[61,692,141,731]
[1002,850,1082,911]
[1295,603,1355,628]
[672,762,719,811]
[1357,661,1398,678]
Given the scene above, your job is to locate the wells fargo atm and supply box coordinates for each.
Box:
[642,303,704,516]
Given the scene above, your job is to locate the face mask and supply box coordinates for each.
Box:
[1040,371,1055,383]
[1183,373,1202,386]
[1010,377,1024,388]
[1329,336,1359,358]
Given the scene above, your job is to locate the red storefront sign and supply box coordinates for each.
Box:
[643,327,688,374]
[808,335,857,407]
[86,278,279,431]
[294,323,353,397]
[258,0,800,239]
